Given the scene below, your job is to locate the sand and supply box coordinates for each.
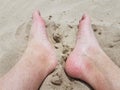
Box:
[0,0,120,90]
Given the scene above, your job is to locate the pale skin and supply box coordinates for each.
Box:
[0,10,120,90]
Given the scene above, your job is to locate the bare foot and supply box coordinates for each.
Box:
[65,14,120,90]
[0,11,57,90]
[28,11,57,74]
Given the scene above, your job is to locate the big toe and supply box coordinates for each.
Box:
[30,11,47,39]
[32,10,45,26]
[79,14,91,28]
[76,14,99,47]
[78,14,93,39]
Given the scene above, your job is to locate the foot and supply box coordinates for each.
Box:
[65,14,120,90]
[28,10,57,74]
[0,11,57,90]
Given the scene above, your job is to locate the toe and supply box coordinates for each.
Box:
[75,14,101,51]
[77,14,97,43]
[32,10,45,27]
[79,14,91,29]
[78,14,92,38]
[30,10,47,41]
[79,13,91,26]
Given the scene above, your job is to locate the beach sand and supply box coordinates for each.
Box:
[0,0,120,89]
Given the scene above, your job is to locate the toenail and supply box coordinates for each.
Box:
[81,15,85,20]
[79,15,85,23]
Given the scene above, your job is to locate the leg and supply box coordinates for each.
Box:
[65,14,120,90]
[0,11,57,90]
